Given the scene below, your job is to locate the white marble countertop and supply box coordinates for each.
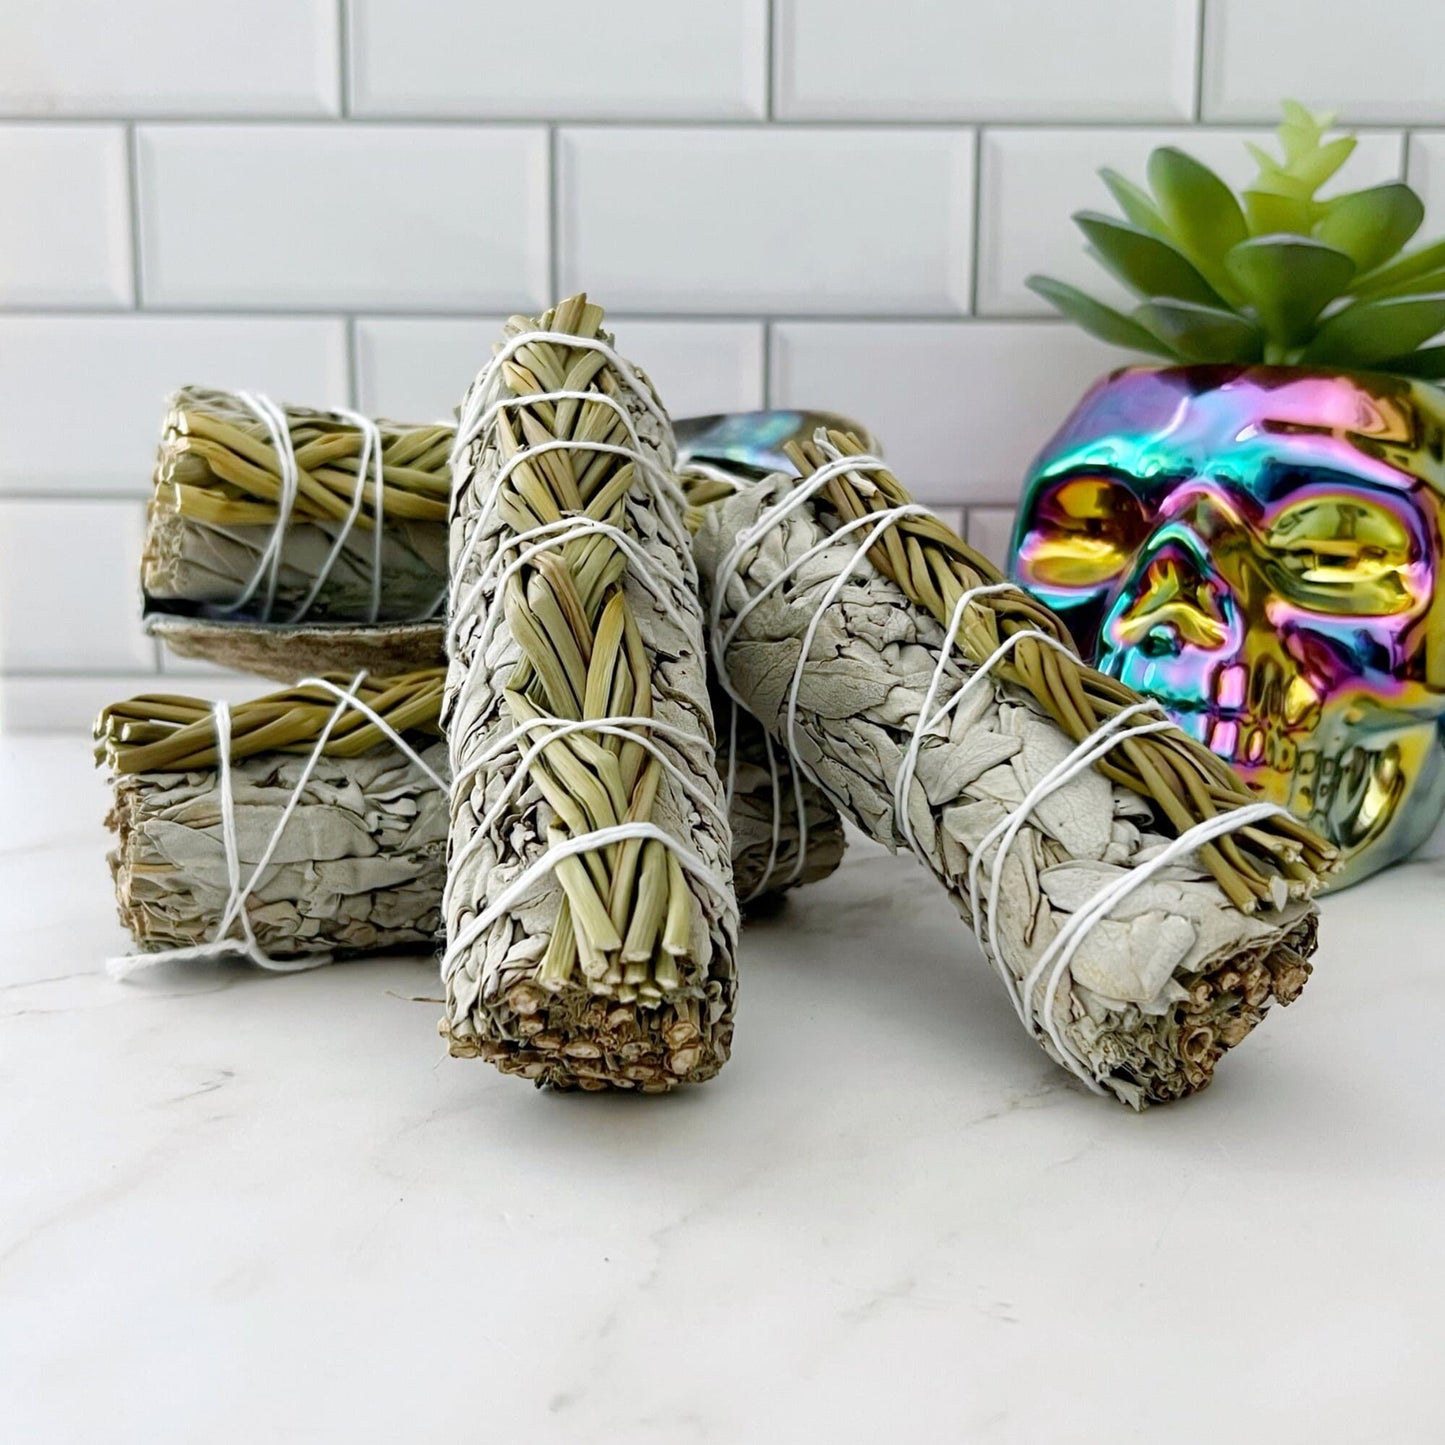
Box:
[3,733,1443,1443]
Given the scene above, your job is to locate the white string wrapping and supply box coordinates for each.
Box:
[707,443,1292,1091]
[205,395,436,625]
[219,391,299,622]
[107,671,444,980]
[330,407,387,625]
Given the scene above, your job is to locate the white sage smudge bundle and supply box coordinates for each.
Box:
[96,664,837,975]
[96,671,448,974]
[444,295,738,1091]
[715,673,846,903]
[696,429,1336,1108]
[141,386,452,677]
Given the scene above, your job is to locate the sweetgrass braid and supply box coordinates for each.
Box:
[96,670,446,774]
[143,385,453,623]
[443,296,737,1090]
[785,430,1337,909]
[95,672,448,961]
[96,666,841,915]
[695,433,1329,1104]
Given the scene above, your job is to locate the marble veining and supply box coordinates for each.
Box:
[2,736,1443,1443]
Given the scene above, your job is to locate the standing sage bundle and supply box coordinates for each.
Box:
[96,671,448,971]
[444,296,738,1091]
[695,429,1336,1107]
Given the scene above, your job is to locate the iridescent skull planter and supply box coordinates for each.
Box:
[1009,365,1445,888]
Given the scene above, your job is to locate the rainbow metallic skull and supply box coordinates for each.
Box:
[1009,365,1445,888]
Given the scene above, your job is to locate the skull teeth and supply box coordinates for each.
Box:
[1212,663,1246,711]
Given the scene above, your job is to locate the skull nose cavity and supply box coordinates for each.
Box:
[1139,623,1183,658]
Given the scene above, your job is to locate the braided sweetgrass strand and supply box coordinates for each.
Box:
[443,296,737,1091]
[95,670,445,774]
[143,386,453,625]
[695,461,1322,1105]
[153,386,452,528]
[785,430,1337,909]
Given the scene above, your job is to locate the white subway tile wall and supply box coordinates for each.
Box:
[1202,0,1445,124]
[0,125,133,306]
[556,127,974,314]
[348,0,768,120]
[355,317,765,422]
[0,1,340,118]
[774,0,1198,122]
[2,0,1440,729]
[136,125,550,309]
[0,316,349,495]
[770,321,1118,501]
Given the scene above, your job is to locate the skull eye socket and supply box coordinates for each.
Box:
[1263,497,1417,615]
[1016,473,1146,590]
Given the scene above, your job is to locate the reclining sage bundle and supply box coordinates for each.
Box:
[97,665,840,972]
[695,428,1336,1107]
[138,391,864,694]
[96,670,448,972]
[141,386,453,677]
[444,295,738,1091]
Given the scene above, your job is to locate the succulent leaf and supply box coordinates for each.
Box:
[1350,237,1445,300]
[1292,135,1357,194]
[1315,183,1423,272]
[1099,167,1169,237]
[1301,292,1445,366]
[1146,147,1248,299]
[1035,101,1444,375]
[1379,344,1445,379]
[1025,276,1175,355]
[1243,187,1311,236]
[1279,100,1334,161]
[1135,299,1265,363]
[1226,236,1356,352]
[1073,212,1225,308]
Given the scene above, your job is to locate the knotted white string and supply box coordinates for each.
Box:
[447,513,694,668]
[680,462,804,900]
[108,671,443,980]
[451,330,691,559]
[1023,800,1287,1087]
[441,327,731,988]
[707,439,1293,1091]
[968,701,1170,1016]
[452,389,690,568]
[220,391,299,622]
[330,407,387,625]
[441,710,731,917]
[443,821,731,971]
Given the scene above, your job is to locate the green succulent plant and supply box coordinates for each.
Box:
[1029,101,1445,379]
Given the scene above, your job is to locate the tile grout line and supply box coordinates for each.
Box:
[760,319,773,406]
[344,315,360,409]
[547,126,560,302]
[0,305,1070,324]
[764,0,777,121]
[1,114,1433,131]
[336,0,352,117]
[968,127,984,315]
[1192,0,1208,123]
[123,124,144,307]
